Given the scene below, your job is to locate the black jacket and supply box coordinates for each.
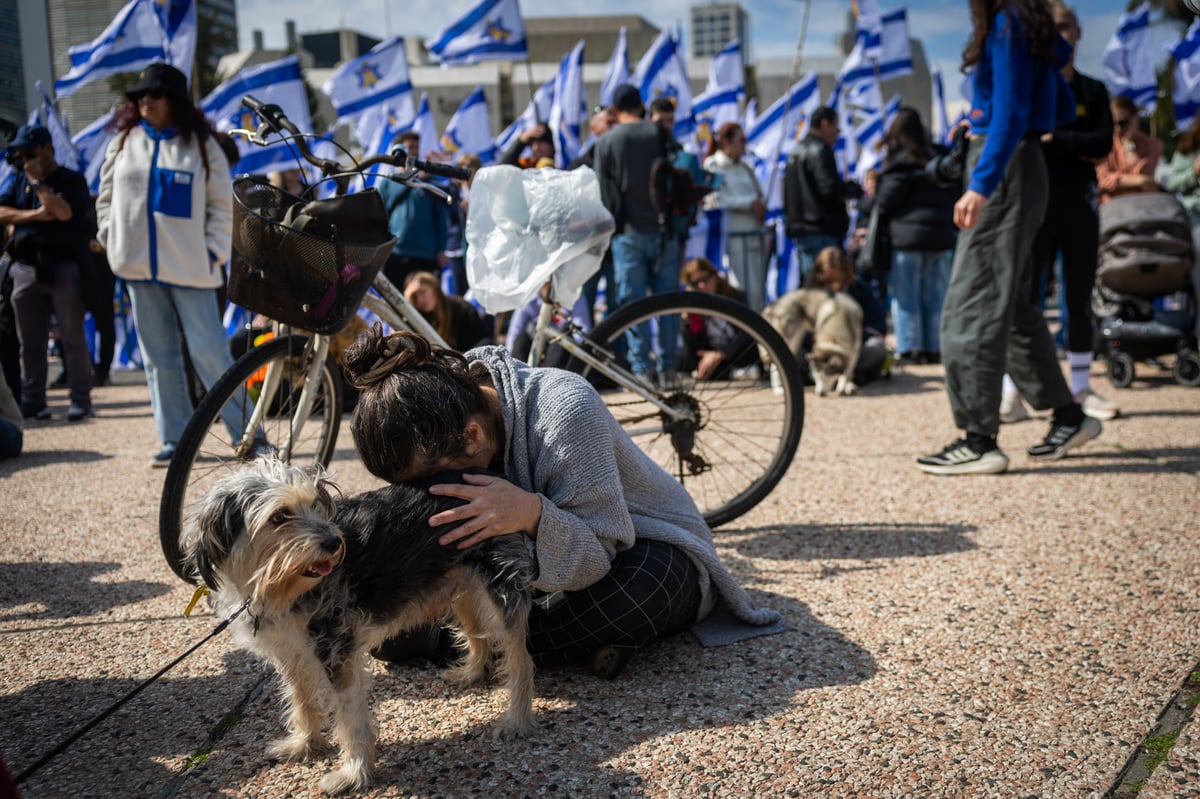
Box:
[873,153,958,253]
[1042,70,1112,185]
[784,134,851,241]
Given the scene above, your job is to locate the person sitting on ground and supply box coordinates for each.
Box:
[809,246,891,385]
[344,327,781,679]
[1096,95,1162,204]
[678,258,760,380]
[402,270,492,352]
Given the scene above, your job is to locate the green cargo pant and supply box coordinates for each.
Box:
[940,137,1072,438]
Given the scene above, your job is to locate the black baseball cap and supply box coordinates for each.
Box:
[611,84,643,113]
[126,62,190,101]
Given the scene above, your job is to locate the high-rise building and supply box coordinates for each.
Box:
[689,2,750,63]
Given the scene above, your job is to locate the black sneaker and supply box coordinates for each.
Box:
[21,404,51,420]
[916,437,1009,475]
[67,402,93,421]
[1027,415,1101,461]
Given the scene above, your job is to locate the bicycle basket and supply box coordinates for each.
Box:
[229,178,396,334]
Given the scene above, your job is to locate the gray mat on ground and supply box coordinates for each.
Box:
[690,604,789,647]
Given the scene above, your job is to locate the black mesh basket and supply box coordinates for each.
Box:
[229,178,395,334]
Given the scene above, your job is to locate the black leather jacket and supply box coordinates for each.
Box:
[784,134,852,241]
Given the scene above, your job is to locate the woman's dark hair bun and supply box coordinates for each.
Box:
[342,324,463,389]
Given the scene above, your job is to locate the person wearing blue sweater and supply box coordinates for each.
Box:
[917,0,1101,476]
[376,130,448,290]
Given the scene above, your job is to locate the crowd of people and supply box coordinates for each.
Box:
[1,0,1195,675]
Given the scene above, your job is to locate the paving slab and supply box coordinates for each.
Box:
[1,363,1197,798]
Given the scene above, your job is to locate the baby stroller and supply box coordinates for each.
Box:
[1092,192,1200,388]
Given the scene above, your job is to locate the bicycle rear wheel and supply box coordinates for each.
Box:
[583,291,804,528]
[159,334,343,583]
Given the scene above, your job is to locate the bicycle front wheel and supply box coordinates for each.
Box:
[159,334,343,583]
[584,291,804,528]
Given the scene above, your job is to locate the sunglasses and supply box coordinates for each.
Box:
[139,89,167,100]
[688,273,717,288]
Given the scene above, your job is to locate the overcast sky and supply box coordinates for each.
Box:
[235,0,1189,108]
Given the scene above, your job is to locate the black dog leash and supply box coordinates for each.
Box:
[14,596,251,786]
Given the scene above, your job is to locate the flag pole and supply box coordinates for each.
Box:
[523,59,540,123]
[764,0,812,202]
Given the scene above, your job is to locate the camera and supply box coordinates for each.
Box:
[926,126,969,187]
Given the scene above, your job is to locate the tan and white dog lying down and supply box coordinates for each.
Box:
[762,288,864,396]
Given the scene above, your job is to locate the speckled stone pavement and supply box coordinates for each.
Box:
[1,361,1197,799]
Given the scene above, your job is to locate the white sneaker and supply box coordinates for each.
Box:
[999,392,1030,424]
[1075,388,1120,421]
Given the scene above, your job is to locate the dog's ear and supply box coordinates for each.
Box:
[185,484,246,589]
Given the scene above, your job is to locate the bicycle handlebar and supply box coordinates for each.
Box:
[240,94,472,182]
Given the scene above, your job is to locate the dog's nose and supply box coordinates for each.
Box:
[321,536,342,553]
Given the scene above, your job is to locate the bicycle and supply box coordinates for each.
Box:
[159,96,805,584]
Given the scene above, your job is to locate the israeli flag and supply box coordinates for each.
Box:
[745,73,820,211]
[852,0,883,60]
[426,0,528,66]
[73,108,118,194]
[156,0,197,83]
[202,55,314,176]
[854,94,902,178]
[1170,19,1200,128]
[930,64,949,144]
[56,0,195,98]
[548,41,586,168]
[877,8,913,80]
[34,81,81,172]
[323,37,415,122]
[631,29,693,134]
[1102,0,1156,109]
[599,27,630,107]
[407,92,441,160]
[741,97,757,133]
[691,39,744,155]
[360,103,419,187]
[441,86,496,163]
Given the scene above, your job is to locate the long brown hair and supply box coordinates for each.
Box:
[403,271,455,347]
[962,0,1057,72]
[883,106,933,166]
[706,122,745,160]
[114,94,211,145]
[680,258,740,299]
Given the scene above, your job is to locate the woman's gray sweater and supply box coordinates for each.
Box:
[468,346,781,627]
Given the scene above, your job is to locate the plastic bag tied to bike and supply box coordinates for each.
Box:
[465,165,615,313]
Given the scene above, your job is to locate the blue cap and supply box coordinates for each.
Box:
[7,124,52,152]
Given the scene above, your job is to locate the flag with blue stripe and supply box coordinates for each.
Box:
[56,0,194,98]
[494,77,554,156]
[931,65,949,144]
[632,29,693,136]
[548,41,586,168]
[1102,0,1156,109]
[854,94,901,178]
[73,108,118,194]
[746,72,820,205]
[202,55,314,177]
[599,27,630,107]
[322,37,415,122]
[691,39,743,155]
[426,0,528,66]
[358,103,417,188]
[442,86,497,163]
[1170,19,1200,128]
[35,81,81,172]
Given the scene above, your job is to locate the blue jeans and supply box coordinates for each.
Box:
[610,231,681,376]
[791,233,839,286]
[888,249,953,355]
[126,282,245,448]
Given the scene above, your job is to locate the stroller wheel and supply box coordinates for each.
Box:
[1108,351,1136,388]
[1173,349,1200,387]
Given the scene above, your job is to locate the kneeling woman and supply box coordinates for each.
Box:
[344,327,780,677]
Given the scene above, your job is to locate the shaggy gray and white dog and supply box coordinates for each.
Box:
[183,458,536,795]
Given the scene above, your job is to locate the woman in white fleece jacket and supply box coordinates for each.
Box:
[702,123,768,311]
[96,63,241,467]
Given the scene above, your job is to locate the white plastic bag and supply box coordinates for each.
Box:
[465,165,615,313]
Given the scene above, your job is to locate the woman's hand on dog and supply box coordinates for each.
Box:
[429,473,542,549]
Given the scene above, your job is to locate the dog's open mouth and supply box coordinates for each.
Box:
[302,558,339,579]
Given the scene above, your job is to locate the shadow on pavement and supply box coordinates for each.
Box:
[0,449,110,474]
[1028,446,1200,475]
[722,521,979,563]
[0,561,173,622]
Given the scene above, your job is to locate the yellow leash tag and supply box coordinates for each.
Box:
[184,586,210,617]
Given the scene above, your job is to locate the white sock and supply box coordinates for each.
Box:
[1068,351,1092,396]
[1001,374,1018,398]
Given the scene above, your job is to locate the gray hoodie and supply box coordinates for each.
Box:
[467,345,781,627]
